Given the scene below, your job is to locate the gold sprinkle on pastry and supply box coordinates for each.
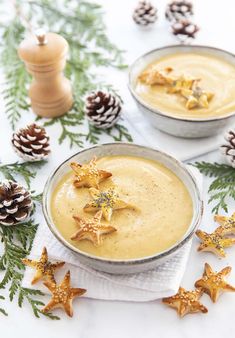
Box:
[214,212,235,236]
[42,270,86,317]
[22,247,65,284]
[84,188,135,222]
[195,229,235,257]
[162,287,208,317]
[71,210,117,247]
[195,263,235,303]
[70,156,112,189]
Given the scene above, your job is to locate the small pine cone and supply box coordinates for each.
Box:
[220,130,235,168]
[85,91,122,129]
[165,0,193,22]
[133,1,158,26]
[171,19,199,40]
[12,123,50,162]
[0,180,32,226]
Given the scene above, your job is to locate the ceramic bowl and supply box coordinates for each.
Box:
[128,45,235,138]
[43,143,203,274]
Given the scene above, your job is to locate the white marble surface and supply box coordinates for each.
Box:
[1,0,235,337]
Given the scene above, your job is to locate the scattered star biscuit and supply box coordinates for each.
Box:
[71,210,117,246]
[22,247,65,284]
[214,212,235,236]
[84,187,135,221]
[42,270,86,317]
[70,157,112,189]
[195,229,235,257]
[162,287,208,317]
[195,263,235,302]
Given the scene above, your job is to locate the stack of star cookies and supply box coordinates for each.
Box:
[70,157,136,247]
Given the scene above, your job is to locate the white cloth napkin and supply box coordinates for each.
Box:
[22,166,202,302]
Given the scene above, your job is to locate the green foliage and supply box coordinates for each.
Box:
[0,161,47,188]
[193,162,235,213]
[0,295,8,316]
[0,0,132,146]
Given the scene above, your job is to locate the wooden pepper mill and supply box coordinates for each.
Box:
[18,30,73,118]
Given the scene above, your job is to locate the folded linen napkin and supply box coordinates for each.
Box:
[22,166,202,302]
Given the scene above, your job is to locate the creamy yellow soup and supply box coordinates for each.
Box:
[135,53,235,119]
[51,156,193,259]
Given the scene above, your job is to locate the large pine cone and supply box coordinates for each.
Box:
[165,0,193,22]
[133,1,158,26]
[85,91,122,129]
[0,180,32,226]
[12,123,50,162]
[221,130,235,168]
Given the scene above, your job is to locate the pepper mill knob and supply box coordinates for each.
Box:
[18,31,73,118]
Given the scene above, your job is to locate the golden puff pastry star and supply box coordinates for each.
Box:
[71,210,117,246]
[214,212,235,236]
[84,188,135,222]
[181,86,214,110]
[22,247,65,284]
[162,287,208,317]
[139,66,174,86]
[70,157,112,189]
[42,270,86,317]
[195,263,235,303]
[195,229,235,257]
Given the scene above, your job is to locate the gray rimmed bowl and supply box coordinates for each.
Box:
[43,143,203,274]
[128,45,235,138]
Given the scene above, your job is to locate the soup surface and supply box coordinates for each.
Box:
[135,52,235,119]
[51,156,193,259]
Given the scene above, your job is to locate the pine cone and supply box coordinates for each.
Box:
[220,130,235,168]
[171,19,199,40]
[0,180,32,226]
[85,91,122,129]
[133,1,158,26]
[12,123,50,162]
[165,0,193,22]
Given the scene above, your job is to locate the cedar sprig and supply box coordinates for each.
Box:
[0,161,47,188]
[193,162,235,213]
[0,295,8,316]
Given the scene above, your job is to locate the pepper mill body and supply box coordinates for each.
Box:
[18,32,73,118]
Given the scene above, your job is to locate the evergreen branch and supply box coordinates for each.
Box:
[193,162,235,213]
[0,295,8,316]
[0,161,47,188]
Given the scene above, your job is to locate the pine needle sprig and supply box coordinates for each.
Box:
[0,19,29,129]
[0,161,47,188]
[193,162,235,213]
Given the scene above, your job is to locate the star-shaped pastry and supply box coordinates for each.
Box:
[71,210,117,246]
[42,270,86,317]
[181,86,214,109]
[139,66,174,86]
[83,188,135,222]
[195,263,235,302]
[22,247,65,284]
[70,157,112,189]
[162,287,208,317]
[214,212,235,236]
[195,229,235,257]
[168,75,198,94]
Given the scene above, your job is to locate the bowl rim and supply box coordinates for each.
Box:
[42,142,203,266]
[128,44,235,123]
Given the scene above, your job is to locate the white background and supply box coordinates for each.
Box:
[1,0,235,337]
